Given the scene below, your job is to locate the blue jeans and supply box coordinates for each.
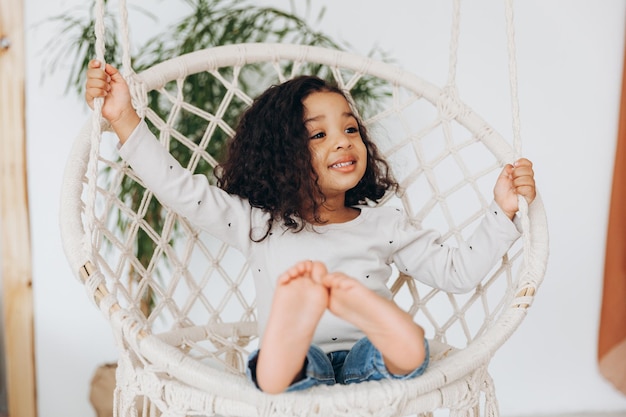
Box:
[247,337,430,392]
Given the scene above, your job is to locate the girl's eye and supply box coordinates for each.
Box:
[310,132,325,140]
[345,127,359,134]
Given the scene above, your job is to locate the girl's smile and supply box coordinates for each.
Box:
[329,158,357,171]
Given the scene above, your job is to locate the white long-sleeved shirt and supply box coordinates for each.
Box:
[119,120,521,353]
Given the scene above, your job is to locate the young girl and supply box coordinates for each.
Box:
[85,59,536,394]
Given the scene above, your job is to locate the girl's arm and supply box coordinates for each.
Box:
[118,120,258,252]
[392,200,521,293]
[392,157,538,293]
[85,59,140,144]
[85,60,258,252]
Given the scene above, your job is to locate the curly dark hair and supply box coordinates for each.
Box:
[216,75,397,241]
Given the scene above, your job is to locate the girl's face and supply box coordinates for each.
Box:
[303,91,367,201]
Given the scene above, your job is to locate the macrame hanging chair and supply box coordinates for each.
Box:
[60,0,549,416]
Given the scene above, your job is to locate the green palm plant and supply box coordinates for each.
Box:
[46,0,392,314]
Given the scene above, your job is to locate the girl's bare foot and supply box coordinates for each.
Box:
[256,261,329,393]
[323,272,426,375]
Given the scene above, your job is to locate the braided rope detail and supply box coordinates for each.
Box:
[504,0,535,303]
[84,0,107,266]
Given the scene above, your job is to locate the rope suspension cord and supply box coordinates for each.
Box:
[505,0,523,158]
[443,0,524,165]
[446,0,462,91]
[446,0,523,169]
[81,0,108,304]
[445,0,523,155]
[503,0,534,297]
[83,0,144,313]
[504,0,533,278]
[85,0,107,248]
[87,4,132,212]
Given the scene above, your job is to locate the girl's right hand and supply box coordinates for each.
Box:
[85,59,140,144]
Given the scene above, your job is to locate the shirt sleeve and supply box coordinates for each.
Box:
[117,120,261,253]
[392,201,521,293]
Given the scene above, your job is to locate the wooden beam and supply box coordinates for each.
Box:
[0,0,38,415]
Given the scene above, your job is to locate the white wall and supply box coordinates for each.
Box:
[22,1,626,416]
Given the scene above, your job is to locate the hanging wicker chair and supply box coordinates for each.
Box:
[60,2,549,416]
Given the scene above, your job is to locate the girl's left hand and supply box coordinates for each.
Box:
[493,158,536,219]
